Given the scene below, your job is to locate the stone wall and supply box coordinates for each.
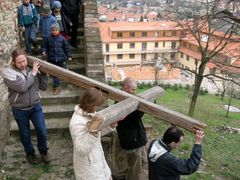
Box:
[84,0,105,82]
[0,0,20,155]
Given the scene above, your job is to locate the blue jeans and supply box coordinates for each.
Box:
[12,103,48,155]
[52,61,67,88]
[24,24,37,54]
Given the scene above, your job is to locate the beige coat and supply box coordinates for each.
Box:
[69,105,112,180]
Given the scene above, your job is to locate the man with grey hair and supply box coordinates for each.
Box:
[116,77,147,180]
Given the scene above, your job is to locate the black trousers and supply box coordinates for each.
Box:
[67,13,78,47]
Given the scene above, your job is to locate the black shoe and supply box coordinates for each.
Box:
[41,153,51,163]
[26,154,40,164]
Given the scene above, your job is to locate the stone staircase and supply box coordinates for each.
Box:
[11,8,86,133]
[9,2,135,179]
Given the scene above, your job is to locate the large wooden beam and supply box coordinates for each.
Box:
[97,86,164,130]
[27,56,207,132]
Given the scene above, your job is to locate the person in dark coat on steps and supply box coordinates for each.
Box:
[116,77,148,180]
[148,126,204,180]
[60,0,83,47]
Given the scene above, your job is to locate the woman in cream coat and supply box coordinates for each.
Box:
[69,88,112,180]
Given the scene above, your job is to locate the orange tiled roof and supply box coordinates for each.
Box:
[107,21,182,32]
[182,33,240,57]
[99,21,183,43]
[178,47,201,60]
[207,60,240,74]
[109,66,180,81]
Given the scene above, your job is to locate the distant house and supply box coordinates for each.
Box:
[98,21,240,92]
[99,21,183,82]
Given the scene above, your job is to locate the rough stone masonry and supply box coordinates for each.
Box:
[0,0,20,155]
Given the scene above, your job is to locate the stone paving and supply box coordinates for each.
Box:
[0,130,75,180]
[0,130,148,180]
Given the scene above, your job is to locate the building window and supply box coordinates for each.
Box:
[171,52,175,59]
[195,59,198,65]
[155,42,158,48]
[189,44,192,50]
[163,42,165,47]
[129,54,135,59]
[106,55,109,62]
[117,54,123,59]
[171,42,176,49]
[180,31,185,37]
[142,42,147,50]
[172,31,176,36]
[141,53,146,61]
[117,32,122,38]
[155,32,159,37]
[117,43,123,49]
[106,44,109,52]
[163,31,165,36]
[210,68,216,74]
[130,32,135,37]
[142,32,147,37]
[181,52,183,58]
[130,42,135,49]
[186,55,189,61]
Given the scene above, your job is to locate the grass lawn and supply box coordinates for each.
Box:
[140,87,240,180]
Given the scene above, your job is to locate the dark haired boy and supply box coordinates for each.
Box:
[148,127,204,180]
[42,23,72,95]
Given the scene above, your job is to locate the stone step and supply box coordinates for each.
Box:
[40,88,83,105]
[43,103,75,119]
[10,88,84,133]
[10,117,70,133]
[34,52,84,59]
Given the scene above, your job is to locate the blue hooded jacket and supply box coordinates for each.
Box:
[18,3,39,27]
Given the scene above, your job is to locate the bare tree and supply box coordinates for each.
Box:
[165,0,240,116]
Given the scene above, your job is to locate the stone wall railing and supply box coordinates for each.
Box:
[0,0,20,155]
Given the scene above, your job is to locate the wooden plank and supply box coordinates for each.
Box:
[27,56,207,132]
[97,86,164,130]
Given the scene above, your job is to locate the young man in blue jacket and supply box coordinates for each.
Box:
[18,0,39,54]
[148,126,204,180]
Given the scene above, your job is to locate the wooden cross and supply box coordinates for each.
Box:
[27,56,207,132]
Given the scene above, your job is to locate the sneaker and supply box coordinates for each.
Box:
[26,154,40,164]
[52,87,60,95]
[41,153,51,163]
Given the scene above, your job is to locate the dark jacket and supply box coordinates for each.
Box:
[2,66,48,109]
[42,34,71,63]
[60,0,82,14]
[148,139,202,180]
[116,110,147,150]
